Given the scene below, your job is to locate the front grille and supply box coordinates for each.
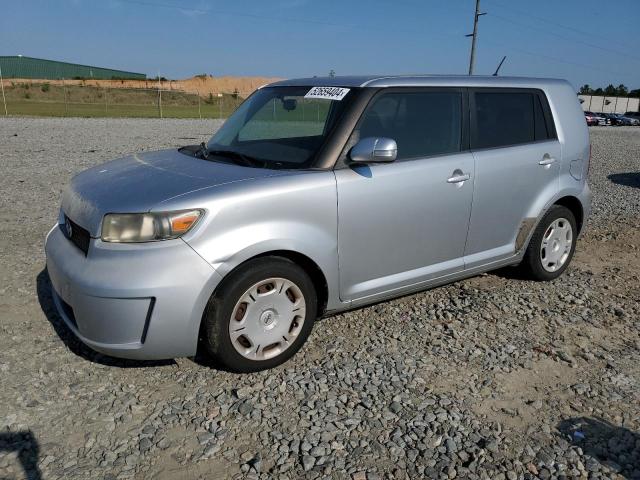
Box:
[61,215,91,255]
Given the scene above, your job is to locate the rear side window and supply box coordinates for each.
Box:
[357,91,462,160]
[471,90,554,150]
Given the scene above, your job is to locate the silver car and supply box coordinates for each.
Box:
[45,75,591,372]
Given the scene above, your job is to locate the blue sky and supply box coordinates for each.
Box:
[2,0,639,89]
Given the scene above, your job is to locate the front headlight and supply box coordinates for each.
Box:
[101,210,203,243]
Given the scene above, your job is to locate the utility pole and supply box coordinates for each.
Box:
[466,0,486,75]
[157,72,163,119]
[62,77,68,116]
[0,65,7,116]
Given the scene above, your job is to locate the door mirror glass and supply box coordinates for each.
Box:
[349,137,397,164]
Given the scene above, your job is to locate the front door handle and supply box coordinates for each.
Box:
[539,155,557,166]
[447,172,471,183]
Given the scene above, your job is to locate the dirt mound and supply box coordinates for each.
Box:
[5,74,282,97]
[177,75,281,96]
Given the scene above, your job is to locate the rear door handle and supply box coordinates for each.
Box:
[539,156,556,166]
[447,173,471,183]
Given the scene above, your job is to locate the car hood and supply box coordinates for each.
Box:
[61,149,286,237]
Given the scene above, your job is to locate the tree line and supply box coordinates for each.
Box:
[579,84,640,98]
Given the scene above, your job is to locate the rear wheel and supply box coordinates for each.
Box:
[202,257,317,372]
[519,205,577,281]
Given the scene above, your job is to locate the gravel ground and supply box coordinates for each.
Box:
[0,119,639,480]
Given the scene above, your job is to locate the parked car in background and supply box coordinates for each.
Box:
[595,113,611,126]
[45,75,591,372]
[592,113,608,126]
[623,111,640,124]
[607,113,621,125]
[609,113,635,126]
[602,113,621,125]
[584,111,599,126]
[604,113,627,126]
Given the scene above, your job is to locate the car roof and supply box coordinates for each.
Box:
[268,74,570,89]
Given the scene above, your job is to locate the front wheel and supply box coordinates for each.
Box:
[202,257,317,372]
[519,205,577,281]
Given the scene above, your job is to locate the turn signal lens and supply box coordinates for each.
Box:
[101,209,203,243]
[170,211,201,235]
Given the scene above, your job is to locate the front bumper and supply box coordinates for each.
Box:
[45,225,222,360]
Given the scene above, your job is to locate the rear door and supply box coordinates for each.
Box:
[335,88,475,301]
[464,88,561,268]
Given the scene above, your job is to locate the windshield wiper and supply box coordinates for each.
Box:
[206,149,265,168]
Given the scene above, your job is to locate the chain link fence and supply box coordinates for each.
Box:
[0,81,250,118]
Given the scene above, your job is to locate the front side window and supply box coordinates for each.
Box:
[354,91,463,160]
[472,91,552,149]
[207,86,354,169]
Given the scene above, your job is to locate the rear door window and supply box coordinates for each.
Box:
[356,90,463,160]
[471,90,554,150]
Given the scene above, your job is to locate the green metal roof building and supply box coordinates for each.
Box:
[0,56,146,80]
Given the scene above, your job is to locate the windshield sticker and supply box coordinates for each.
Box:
[304,87,350,101]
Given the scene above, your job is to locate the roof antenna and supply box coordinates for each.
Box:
[493,56,507,76]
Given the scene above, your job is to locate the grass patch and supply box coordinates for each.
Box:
[1,83,243,118]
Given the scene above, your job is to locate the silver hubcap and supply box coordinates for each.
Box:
[540,218,573,272]
[229,277,306,361]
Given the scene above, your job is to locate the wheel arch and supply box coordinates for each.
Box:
[553,195,584,234]
[207,249,330,319]
[518,193,586,257]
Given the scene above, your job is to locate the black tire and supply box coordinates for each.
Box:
[202,256,317,373]
[519,205,577,281]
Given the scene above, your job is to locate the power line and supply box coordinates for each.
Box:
[484,0,639,52]
[93,0,635,80]
[114,0,367,30]
[489,12,640,64]
[480,36,636,79]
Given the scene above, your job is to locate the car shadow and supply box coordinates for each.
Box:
[189,349,238,373]
[36,268,176,368]
[557,417,640,478]
[488,265,529,280]
[608,172,640,189]
[0,430,42,480]
[189,322,245,373]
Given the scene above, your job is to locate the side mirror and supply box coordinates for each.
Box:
[349,137,397,164]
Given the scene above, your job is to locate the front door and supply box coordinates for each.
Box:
[335,89,474,301]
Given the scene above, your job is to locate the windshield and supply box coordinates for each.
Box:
[207,86,354,169]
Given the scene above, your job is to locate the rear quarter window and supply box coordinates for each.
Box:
[471,89,555,150]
